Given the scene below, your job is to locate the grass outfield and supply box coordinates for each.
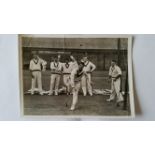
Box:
[23,70,130,116]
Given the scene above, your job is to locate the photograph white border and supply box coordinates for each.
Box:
[19,34,135,120]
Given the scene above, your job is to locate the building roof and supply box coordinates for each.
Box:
[22,37,128,50]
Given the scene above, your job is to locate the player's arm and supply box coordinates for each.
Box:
[50,62,55,72]
[114,74,121,81]
[40,58,47,71]
[70,55,76,62]
[70,55,78,69]
[50,62,52,70]
[108,66,112,78]
[29,60,33,71]
[107,67,112,82]
[29,60,34,78]
[59,63,63,74]
[61,63,64,72]
[42,62,47,71]
[114,66,122,81]
[90,62,96,72]
[58,54,61,62]
[70,70,76,88]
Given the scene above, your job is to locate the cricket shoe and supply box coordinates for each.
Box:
[116,100,124,107]
[70,105,76,111]
[48,93,53,96]
[39,92,44,96]
[106,99,113,102]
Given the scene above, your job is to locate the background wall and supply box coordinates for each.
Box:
[22,37,127,71]
[0,34,154,120]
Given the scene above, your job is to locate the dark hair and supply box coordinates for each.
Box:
[32,51,38,55]
[111,60,117,63]
[65,58,70,62]
[78,61,85,66]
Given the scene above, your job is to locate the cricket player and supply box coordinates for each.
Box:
[62,55,78,95]
[70,61,85,111]
[107,60,124,105]
[81,56,96,96]
[29,52,47,95]
[48,55,62,96]
[70,55,78,70]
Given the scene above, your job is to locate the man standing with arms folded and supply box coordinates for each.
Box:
[107,60,124,106]
[29,51,47,95]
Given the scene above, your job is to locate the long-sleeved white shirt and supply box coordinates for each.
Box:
[109,65,122,78]
[50,62,62,74]
[29,58,47,71]
[83,61,96,73]
[62,61,78,74]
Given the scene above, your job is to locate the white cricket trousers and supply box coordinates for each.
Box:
[31,71,42,93]
[63,74,71,93]
[81,73,93,96]
[49,74,61,95]
[71,81,81,108]
[109,78,124,103]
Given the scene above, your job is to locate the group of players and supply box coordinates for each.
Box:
[29,51,124,111]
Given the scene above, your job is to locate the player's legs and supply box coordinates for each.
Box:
[64,75,71,95]
[31,72,37,95]
[63,75,68,94]
[70,82,81,110]
[67,76,71,94]
[107,80,116,101]
[81,75,87,96]
[63,75,67,86]
[86,74,93,96]
[55,75,60,95]
[48,74,56,95]
[114,79,124,103]
[37,71,43,95]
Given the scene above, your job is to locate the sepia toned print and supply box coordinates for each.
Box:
[19,34,135,118]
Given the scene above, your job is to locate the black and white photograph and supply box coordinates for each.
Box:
[19,34,135,118]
